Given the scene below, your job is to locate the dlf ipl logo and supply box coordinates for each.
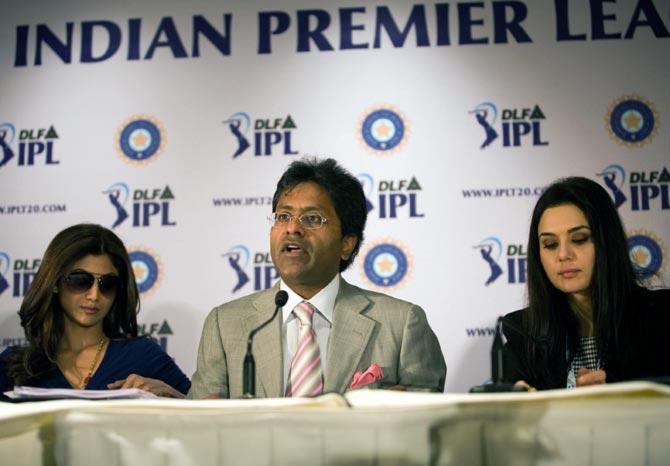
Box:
[473,237,526,286]
[360,239,413,291]
[222,245,278,294]
[470,102,548,149]
[222,112,299,158]
[597,164,670,211]
[606,95,659,148]
[357,174,425,219]
[357,105,409,156]
[115,115,166,165]
[102,182,177,229]
[0,252,41,298]
[628,230,667,281]
[128,248,162,296]
[0,122,60,168]
[139,319,174,352]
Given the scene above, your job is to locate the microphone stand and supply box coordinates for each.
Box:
[470,316,528,393]
[242,290,288,398]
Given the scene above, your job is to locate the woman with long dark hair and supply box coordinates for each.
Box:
[503,177,669,390]
[1,223,190,397]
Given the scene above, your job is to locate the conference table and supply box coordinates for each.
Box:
[0,381,669,466]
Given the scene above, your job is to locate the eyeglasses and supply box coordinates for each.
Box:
[63,271,120,299]
[268,212,328,230]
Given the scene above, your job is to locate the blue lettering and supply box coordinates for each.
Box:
[297,10,334,52]
[192,14,232,56]
[373,5,429,48]
[144,17,187,59]
[258,11,291,54]
[339,7,368,49]
[128,18,141,60]
[493,1,531,44]
[36,23,74,65]
[591,0,621,40]
[555,0,587,41]
[14,25,29,66]
[81,21,121,63]
[624,0,670,39]
[458,2,488,45]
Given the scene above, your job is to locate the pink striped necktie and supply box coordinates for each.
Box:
[286,301,324,397]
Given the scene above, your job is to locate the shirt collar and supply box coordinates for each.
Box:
[280,274,340,324]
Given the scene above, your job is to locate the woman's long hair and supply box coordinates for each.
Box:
[524,177,637,387]
[5,223,139,386]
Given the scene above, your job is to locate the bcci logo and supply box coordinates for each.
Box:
[128,248,162,296]
[628,230,667,281]
[360,239,413,291]
[222,111,298,158]
[0,252,10,296]
[606,95,659,148]
[115,115,166,165]
[358,106,409,156]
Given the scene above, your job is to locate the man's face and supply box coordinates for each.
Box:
[270,181,357,298]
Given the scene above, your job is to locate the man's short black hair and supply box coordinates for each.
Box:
[272,157,367,271]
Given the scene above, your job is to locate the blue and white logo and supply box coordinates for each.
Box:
[358,106,409,155]
[470,102,499,149]
[606,95,658,148]
[474,237,504,286]
[628,232,665,280]
[597,164,628,209]
[0,252,11,295]
[222,245,251,293]
[116,115,166,165]
[223,112,251,158]
[361,240,412,290]
[0,123,16,168]
[129,249,162,295]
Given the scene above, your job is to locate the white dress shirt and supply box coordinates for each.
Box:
[280,275,339,394]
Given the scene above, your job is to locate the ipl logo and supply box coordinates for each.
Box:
[597,164,627,209]
[473,237,503,286]
[0,252,11,295]
[470,102,498,149]
[222,245,251,293]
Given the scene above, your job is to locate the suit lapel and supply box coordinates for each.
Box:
[242,284,283,398]
[325,279,376,393]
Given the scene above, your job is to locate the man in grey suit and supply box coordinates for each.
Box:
[188,158,446,399]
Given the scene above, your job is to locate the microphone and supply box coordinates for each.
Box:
[242,290,289,398]
[470,315,541,393]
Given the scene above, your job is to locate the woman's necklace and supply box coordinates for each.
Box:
[78,337,105,389]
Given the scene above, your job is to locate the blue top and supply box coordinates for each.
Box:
[0,336,191,396]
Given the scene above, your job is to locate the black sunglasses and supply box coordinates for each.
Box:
[63,271,120,299]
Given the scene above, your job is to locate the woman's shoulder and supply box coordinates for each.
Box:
[109,336,164,353]
[503,307,528,324]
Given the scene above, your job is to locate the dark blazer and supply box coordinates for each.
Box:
[502,287,670,390]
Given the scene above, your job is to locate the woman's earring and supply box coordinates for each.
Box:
[52,286,58,293]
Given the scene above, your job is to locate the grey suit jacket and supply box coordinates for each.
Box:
[188,277,446,399]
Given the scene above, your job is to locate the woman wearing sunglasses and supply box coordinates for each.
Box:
[0,223,190,398]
